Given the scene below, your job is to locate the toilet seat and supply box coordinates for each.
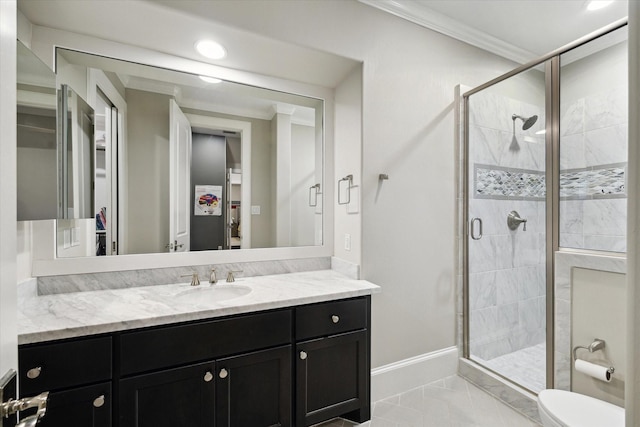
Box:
[538,390,625,427]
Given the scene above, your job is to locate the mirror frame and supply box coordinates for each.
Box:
[24,29,334,276]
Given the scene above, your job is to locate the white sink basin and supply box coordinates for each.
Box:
[174,284,251,303]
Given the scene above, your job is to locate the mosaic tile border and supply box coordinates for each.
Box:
[474,163,627,201]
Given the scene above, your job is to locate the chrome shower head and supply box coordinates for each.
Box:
[512,114,538,130]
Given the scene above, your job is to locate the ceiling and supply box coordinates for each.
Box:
[360,0,629,64]
[18,0,629,84]
[17,0,359,89]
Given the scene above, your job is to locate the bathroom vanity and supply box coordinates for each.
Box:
[16,270,379,427]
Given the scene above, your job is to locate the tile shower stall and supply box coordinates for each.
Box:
[464,26,628,393]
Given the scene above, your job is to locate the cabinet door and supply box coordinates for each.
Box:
[32,382,111,427]
[119,361,215,427]
[296,330,369,426]
[216,345,291,427]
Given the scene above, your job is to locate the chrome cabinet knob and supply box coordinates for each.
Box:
[332,315,340,324]
[204,371,213,382]
[219,368,228,379]
[300,351,307,360]
[26,367,42,379]
[93,395,105,408]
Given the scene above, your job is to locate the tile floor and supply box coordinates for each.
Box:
[314,375,541,427]
[475,343,546,393]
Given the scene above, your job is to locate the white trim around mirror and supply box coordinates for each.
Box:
[27,25,334,277]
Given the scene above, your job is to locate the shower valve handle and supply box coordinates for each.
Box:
[507,211,527,231]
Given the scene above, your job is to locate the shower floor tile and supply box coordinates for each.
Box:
[474,343,546,393]
[313,375,540,427]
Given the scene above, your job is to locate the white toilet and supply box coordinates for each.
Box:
[537,389,625,427]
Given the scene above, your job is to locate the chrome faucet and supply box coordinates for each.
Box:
[181,273,200,286]
[209,268,217,284]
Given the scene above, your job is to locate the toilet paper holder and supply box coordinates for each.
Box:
[573,338,615,374]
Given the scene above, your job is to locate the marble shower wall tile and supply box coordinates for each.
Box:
[584,86,628,132]
[560,98,585,136]
[37,257,332,295]
[584,124,628,167]
[583,198,627,237]
[560,133,586,170]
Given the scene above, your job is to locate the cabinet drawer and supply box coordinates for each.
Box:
[296,297,368,341]
[119,309,292,376]
[19,336,112,396]
[37,382,111,427]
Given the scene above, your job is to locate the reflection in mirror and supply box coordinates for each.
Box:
[57,84,95,220]
[16,41,57,221]
[54,48,324,258]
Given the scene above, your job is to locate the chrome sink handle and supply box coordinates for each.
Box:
[226,270,243,283]
[181,273,200,286]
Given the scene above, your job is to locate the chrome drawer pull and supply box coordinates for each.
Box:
[300,351,307,360]
[204,371,213,382]
[93,395,105,408]
[219,368,228,379]
[332,315,340,324]
[26,367,42,379]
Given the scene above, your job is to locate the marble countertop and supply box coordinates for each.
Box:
[18,270,381,345]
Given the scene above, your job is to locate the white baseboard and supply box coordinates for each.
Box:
[371,346,458,401]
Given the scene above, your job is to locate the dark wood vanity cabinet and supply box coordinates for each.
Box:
[18,296,371,427]
[119,361,216,427]
[215,345,292,427]
[18,336,112,427]
[295,298,371,426]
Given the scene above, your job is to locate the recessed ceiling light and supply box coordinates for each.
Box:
[586,0,614,11]
[195,40,227,60]
[199,76,223,84]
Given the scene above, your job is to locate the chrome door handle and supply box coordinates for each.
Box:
[219,368,228,379]
[470,217,483,240]
[300,351,307,360]
[204,371,213,382]
[331,315,340,324]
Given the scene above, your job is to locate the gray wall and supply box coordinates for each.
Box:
[182,108,274,248]
[290,124,316,246]
[126,89,170,254]
[17,110,57,220]
[190,133,226,251]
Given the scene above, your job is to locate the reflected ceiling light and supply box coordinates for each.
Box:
[535,129,546,135]
[195,40,227,59]
[199,75,223,84]
[586,0,614,11]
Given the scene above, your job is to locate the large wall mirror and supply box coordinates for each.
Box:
[18,42,325,260]
[17,41,57,221]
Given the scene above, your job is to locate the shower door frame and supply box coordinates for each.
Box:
[461,18,628,392]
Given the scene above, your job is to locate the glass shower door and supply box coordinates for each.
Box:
[465,66,548,393]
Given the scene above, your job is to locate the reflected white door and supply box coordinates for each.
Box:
[169,100,191,252]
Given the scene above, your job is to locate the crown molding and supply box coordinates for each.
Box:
[359,0,537,65]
